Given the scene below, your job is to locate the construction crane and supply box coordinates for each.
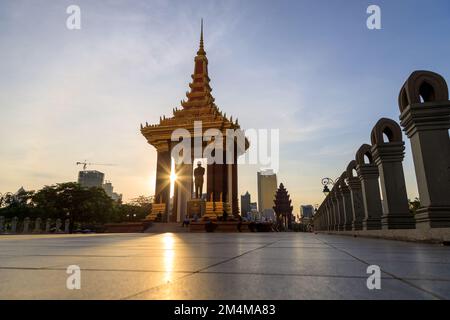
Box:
[76,161,117,171]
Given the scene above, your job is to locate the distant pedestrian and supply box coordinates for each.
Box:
[182,215,190,227]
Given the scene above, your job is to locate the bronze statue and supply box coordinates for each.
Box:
[193,161,205,199]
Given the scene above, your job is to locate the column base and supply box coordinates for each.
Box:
[352,221,363,231]
[381,213,415,229]
[415,206,450,229]
[363,218,381,230]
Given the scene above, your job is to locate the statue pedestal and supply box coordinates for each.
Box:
[187,198,205,219]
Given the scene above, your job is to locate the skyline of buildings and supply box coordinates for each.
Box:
[2,1,450,210]
[78,170,122,202]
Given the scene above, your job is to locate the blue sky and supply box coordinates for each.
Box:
[1,0,450,211]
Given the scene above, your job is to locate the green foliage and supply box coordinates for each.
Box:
[0,183,115,224]
[0,190,35,219]
[0,184,155,227]
[31,182,115,223]
[113,195,153,222]
[409,197,421,214]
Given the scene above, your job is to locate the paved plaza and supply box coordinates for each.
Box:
[0,232,449,299]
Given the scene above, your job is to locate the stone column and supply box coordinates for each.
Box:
[155,142,172,219]
[175,162,193,222]
[318,212,323,230]
[325,198,332,231]
[213,147,225,202]
[33,218,41,234]
[207,163,215,200]
[399,70,450,228]
[45,218,51,233]
[231,163,238,216]
[0,216,4,233]
[65,219,70,233]
[346,161,364,231]
[336,183,346,231]
[338,174,354,231]
[55,219,62,233]
[23,217,30,234]
[328,196,336,231]
[11,217,18,233]
[371,118,415,229]
[323,202,330,231]
[331,190,340,231]
[356,144,382,230]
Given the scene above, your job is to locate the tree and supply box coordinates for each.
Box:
[0,190,35,219]
[409,197,421,214]
[32,182,115,229]
[115,195,154,222]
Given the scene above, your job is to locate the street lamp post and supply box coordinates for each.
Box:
[321,177,338,196]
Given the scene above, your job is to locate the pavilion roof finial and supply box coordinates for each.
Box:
[197,18,205,55]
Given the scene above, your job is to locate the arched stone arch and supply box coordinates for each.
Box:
[398,70,449,112]
[338,171,348,185]
[370,118,403,145]
[346,160,357,178]
[356,144,373,165]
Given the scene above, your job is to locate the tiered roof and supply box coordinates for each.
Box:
[141,20,242,148]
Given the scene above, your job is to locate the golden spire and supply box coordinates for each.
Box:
[197,19,205,55]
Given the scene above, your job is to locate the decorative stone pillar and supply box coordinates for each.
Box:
[324,202,330,231]
[33,218,41,234]
[325,197,333,231]
[335,180,346,231]
[55,218,62,233]
[399,70,450,228]
[330,189,340,231]
[371,118,415,229]
[155,142,172,218]
[346,161,364,231]
[338,172,354,231]
[45,218,51,233]
[64,219,70,233]
[0,216,4,233]
[356,144,382,230]
[23,217,30,234]
[11,217,18,233]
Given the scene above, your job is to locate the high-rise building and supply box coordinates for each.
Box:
[102,181,123,202]
[78,171,122,202]
[300,205,315,219]
[241,191,251,216]
[257,169,277,217]
[78,170,104,188]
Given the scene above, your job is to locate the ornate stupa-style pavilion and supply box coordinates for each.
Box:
[141,21,248,222]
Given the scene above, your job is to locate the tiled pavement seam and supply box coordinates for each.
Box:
[316,236,446,300]
[121,239,283,300]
